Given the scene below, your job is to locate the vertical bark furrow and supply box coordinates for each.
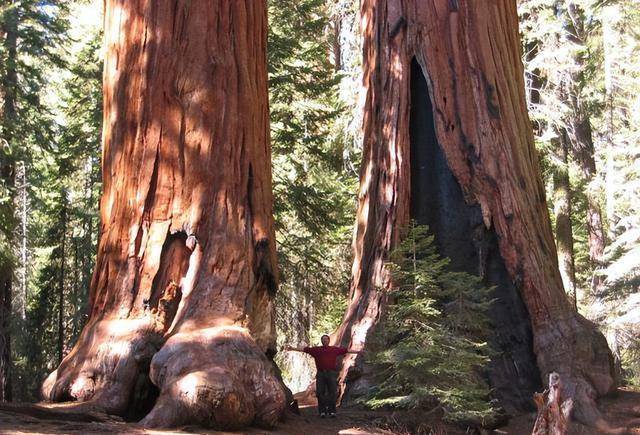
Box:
[42,1,285,428]
[334,0,615,426]
[409,58,541,411]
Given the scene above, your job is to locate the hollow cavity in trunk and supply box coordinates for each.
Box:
[409,59,541,412]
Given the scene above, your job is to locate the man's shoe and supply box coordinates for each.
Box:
[329,412,336,418]
[320,412,326,418]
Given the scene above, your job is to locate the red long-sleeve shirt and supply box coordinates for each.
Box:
[303,345,348,371]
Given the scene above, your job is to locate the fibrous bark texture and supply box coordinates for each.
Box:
[42,1,286,429]
[532,372,573,435]
[334,0,615,425]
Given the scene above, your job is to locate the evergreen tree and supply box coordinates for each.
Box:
[12,29,102,402]
[268,0,357,387]
[0,0,69,401]
[364,222,494,423]
[520,0,640,386]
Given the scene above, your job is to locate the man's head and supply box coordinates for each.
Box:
[320,334,330,347]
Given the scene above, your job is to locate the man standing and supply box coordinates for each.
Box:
[285,334,361,417]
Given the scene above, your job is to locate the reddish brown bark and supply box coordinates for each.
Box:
[333,0,615,426]
[42,1,285,429]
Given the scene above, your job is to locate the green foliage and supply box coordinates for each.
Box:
[363,222,495,423]
[595,2,640,300]
[14,189,68,399]
[520,0,640,388]
[10,20,102,401]
[0,0,70,279]
[268,0,357,355]
[620,335,640,387]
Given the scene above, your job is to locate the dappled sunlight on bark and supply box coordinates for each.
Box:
[41,0,285,429]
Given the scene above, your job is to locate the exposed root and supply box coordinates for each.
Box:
[140,326,286,430]
[41,317,163,415]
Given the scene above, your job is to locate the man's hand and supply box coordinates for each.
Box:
[284,345,303,352]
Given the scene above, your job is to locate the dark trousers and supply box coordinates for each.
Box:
[316,370,338,414]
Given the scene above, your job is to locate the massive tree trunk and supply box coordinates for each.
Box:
[42,1,286,429]
[333,0,615,427]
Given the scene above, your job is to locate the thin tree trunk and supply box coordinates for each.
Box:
[42,1,286,429]
[80,157,97,323]
[332,16,342,72]
[333,0,615,428]
[14,161,27,320]
[57,192,67,364]
[602,5,617,239]
[72,235,80,339]
[553,130,577,308]
[0,0,18,403]
[0,277,10,402]
[561,2,606,294]
[566,102,606,294]
[524,21,577,307]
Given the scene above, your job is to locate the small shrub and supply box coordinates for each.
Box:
[363,221,495,423]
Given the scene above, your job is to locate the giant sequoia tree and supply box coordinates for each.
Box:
[41,1,286,429]
[334,0,615,427]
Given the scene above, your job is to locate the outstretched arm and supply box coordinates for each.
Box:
[345,350,363,354]
[284,345,306,352]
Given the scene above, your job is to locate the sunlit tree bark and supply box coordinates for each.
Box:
[334,0,615,427]
[42,1,286,429]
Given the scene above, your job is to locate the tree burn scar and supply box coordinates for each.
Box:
[519,176,527,189]
[466,141,480,165]
[186,234,197,251]
[247,164,254,221]
[449,0,459,11]
[255,238,277,296]
[143,143,161,220]
[148,232,191,332]
[134,224,144,258]
[482,73,500,119]
[389,16,406,39]
[126,354,160,422]
[409,58,540,411]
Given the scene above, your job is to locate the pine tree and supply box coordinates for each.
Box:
[364,222,494,423]
[268,0,357,386]
[0,0,69,401]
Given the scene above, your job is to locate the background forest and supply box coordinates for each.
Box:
[0,0,638,407]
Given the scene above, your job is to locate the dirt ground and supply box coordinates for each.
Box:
[0,388,638,435]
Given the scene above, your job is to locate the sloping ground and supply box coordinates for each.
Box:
[0,389,638,434]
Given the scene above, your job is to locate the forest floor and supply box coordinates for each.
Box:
[0,388,638,434]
